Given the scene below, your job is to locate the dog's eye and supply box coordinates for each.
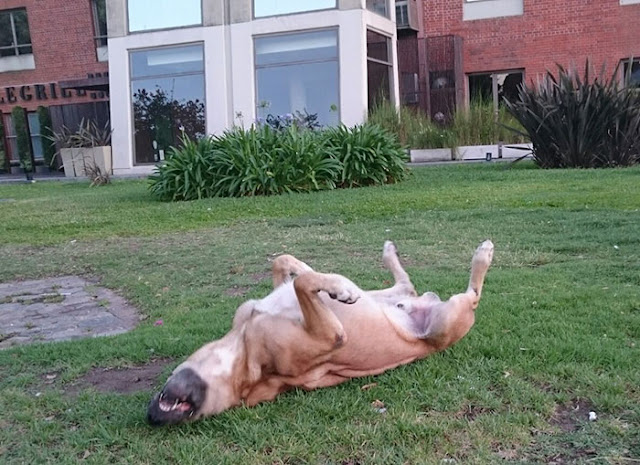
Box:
[396,303,404,309]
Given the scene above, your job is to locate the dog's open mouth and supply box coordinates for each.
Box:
[158,392,193,414]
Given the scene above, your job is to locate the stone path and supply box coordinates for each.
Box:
[0,276,139,349]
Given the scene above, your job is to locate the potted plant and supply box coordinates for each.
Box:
[48,119,113,179]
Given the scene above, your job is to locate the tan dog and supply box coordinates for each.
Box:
[147,240,494,425]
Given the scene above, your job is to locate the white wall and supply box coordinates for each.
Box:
[108,8,398,174]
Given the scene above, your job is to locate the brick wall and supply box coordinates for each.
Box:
[420,0,640,82]
[0,0,109,113]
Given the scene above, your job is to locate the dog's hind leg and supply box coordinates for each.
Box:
[412,240,494,349]
[367,241,417,303]
[272,254,314,288]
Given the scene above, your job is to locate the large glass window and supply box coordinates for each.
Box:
[367,30,393,108]
[255,30,339,127]
[468,70,523,105]
[623,59,640,88]
[2,114,18,161]
[254,0,336,18]
[0,9,32,58]
[92,0,108,47]
[130,44,205,164]
[128,0,202,32]
[27,113,44,160]
[366,0,389,18]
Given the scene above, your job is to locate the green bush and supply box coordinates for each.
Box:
[148,124,407,201]
[0,118,6,172]
[324,124,409,187]
[368,99,526,149]
[148,135,219,201]
[504,62,640,168]
[11,106,32,172]
[37,106,57,168]
[451,98,527,147]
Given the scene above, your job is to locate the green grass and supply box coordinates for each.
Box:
[1,163,639,464]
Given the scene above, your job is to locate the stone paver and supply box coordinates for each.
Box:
[0,276,140,349]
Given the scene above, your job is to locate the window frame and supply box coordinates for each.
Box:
[0,8,33,58]
[126,0,204,34]
[253,28,341,126]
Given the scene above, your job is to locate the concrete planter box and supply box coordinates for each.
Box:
[60,146,112,177]
[410,148,453,163]
[455,143,533,161]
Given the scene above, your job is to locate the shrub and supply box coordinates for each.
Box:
[0,118,6,172]
[451,98,527,147]
[368,99,526,149]
[148,123,407,201]
[148,135,219,201]
[11,106,32,173]
[37,106,57,168]
[324,124,409,187]
[504,61,640,168]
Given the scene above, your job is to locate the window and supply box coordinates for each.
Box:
[366,0,389,17]
[0,9,32,58]
[128,0,202,32]
[254,0,336,18]
[2,114,18,162]
[367,30,393,108]
[92,0,108,47]
[27,113,44,160]
[623,59,640,87]
[130,44,206,164]
[401,72,419,105]
[255,30,339,127]
[463,0,523,21]
[468,70,523,106]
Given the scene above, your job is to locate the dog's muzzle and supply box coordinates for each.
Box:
[147,367,207,426]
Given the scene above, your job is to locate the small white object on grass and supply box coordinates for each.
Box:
[589,411,597,421]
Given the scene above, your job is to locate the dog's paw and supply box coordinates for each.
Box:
[473,240,494,268]
[326,278,361,305]
[383,240,398,258]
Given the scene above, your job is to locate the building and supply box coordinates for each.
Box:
[0,0,110,172]
[3,1,639,176]
[399,0,640,119]
[106,0,400,175]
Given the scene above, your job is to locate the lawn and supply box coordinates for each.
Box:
[0,162,639,464]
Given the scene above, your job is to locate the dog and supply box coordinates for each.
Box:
[147,240,494,425]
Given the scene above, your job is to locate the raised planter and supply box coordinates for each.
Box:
[455,143,533,161]
[410,148,453,163]
[60,146,112,177]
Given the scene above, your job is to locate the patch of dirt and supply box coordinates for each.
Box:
[66,358,173,395]
[551,398,596,433]
[456,403,494,421]
[250,272,270,283]
[224,285,252,297]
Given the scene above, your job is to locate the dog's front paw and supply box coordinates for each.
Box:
[326,278,361,305]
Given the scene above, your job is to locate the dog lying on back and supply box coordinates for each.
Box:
[148,240,494,425]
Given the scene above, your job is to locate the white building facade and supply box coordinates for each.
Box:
[106,0,399,175]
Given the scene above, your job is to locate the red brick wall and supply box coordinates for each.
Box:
[420,0,640,82]
[0,0,108,114]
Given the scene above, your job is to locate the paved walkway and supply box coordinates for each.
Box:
[0,276,139,349]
